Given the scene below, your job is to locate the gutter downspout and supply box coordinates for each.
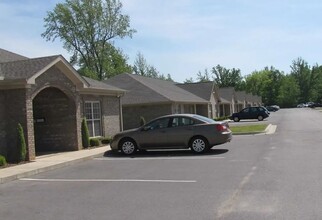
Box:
[119,95,123,131]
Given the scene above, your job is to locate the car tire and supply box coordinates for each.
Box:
[119,139,137,155]
[233,116,240,122]
[190,137,209,153]
[258,115,263,121]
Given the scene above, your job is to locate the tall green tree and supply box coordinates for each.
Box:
[277,75,300,107]
[244,66,283,105]
[290,58,312,103]
[132,52,173,81]
[42,0,136,80]
[196,69,212,82]
[212,65,244,89]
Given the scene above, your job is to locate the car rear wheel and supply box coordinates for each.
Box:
[258,115,263,121]
[190,137,209,153]
[120,139,137,155]
[233,116,240,122]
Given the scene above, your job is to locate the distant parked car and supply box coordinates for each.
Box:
[230,106,270,122]
[310,103,322,108]
[266,105,279,112]
[110,114,232,155]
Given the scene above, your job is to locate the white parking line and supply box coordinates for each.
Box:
[94,156,225,161]
[20,178,196,183]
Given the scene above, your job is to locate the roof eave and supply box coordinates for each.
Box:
[78,88,125,97]
[0,79,30,89]
[26,56,88,89]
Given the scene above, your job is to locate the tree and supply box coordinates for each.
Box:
[81,118,90,148]
[42,0,136,80]
[184,77,194,83]
[277,75,300,107]
[196,69,212,82]
[132,52,173,81]
[78,44,132,80]
[290,58,311,103]
[211,65,244,89]
[17,123,27,162]
[244,66,283,105]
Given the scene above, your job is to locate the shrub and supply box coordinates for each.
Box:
[17,123,27,162]
[81,118,90,148]
[101,137,112,145]
[90,138,101,147]
[0,155,7,167]
[139,116,146,126]
[214,116,230,121]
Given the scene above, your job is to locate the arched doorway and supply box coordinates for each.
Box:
[33,87,77,154]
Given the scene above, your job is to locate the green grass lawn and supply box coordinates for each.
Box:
[229,124,269,134]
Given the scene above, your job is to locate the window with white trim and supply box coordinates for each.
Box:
[84,101,102,137]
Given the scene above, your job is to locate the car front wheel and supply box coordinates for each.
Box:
[258,115,263,121]
[190,137,209,153]
[120,139,137,155]
[233,116,240,122]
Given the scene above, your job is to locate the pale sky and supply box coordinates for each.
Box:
[1,0,322,82]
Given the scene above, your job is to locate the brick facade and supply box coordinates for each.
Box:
[0,65,122,161]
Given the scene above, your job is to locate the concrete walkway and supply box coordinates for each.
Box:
[0,146,109,184]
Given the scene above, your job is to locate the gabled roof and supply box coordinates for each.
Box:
[0,55,60,80]
[0,49,125,96]
[0,48,28,63]
[235,91,247,103]
[176,81,215,101]
[218,87,235,103]
[82,76,125,95]
[104,73,209,105]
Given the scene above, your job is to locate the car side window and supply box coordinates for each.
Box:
[147,118,170,130]
[171,117,194,127]
[242,108,249,113]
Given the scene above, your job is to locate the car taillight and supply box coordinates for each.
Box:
[216,124,228,132]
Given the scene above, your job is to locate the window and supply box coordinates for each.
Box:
[84,101,102,137]
[171,117,195,127]
[147,118,170,130]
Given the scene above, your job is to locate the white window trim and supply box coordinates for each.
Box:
[85,101,102,137]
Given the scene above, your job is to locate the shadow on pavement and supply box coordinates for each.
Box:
[103,148,229,158]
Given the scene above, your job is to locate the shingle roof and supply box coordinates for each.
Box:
[0,49,124,94]
[83,76,125,92]
[104,73,209,105]
[0,55,59,79]
[0,48,28,63]
[235,91,247,103]
[218,87,235,103]
[176,82,214,101]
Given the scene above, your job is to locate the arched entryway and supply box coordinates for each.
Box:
[33,87,78,155]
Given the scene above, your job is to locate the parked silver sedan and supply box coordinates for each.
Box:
[110,114,232,155]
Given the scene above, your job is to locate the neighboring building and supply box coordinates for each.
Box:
[235,91,247,112]
[104,73,210,130]
[0,48,125,161]
[218,87,237,117]
[176,81,220,118]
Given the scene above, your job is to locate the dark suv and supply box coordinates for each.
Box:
[230,106,269,122]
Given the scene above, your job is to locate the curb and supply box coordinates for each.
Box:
[0,146,109,184]
[232,124,277,136]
